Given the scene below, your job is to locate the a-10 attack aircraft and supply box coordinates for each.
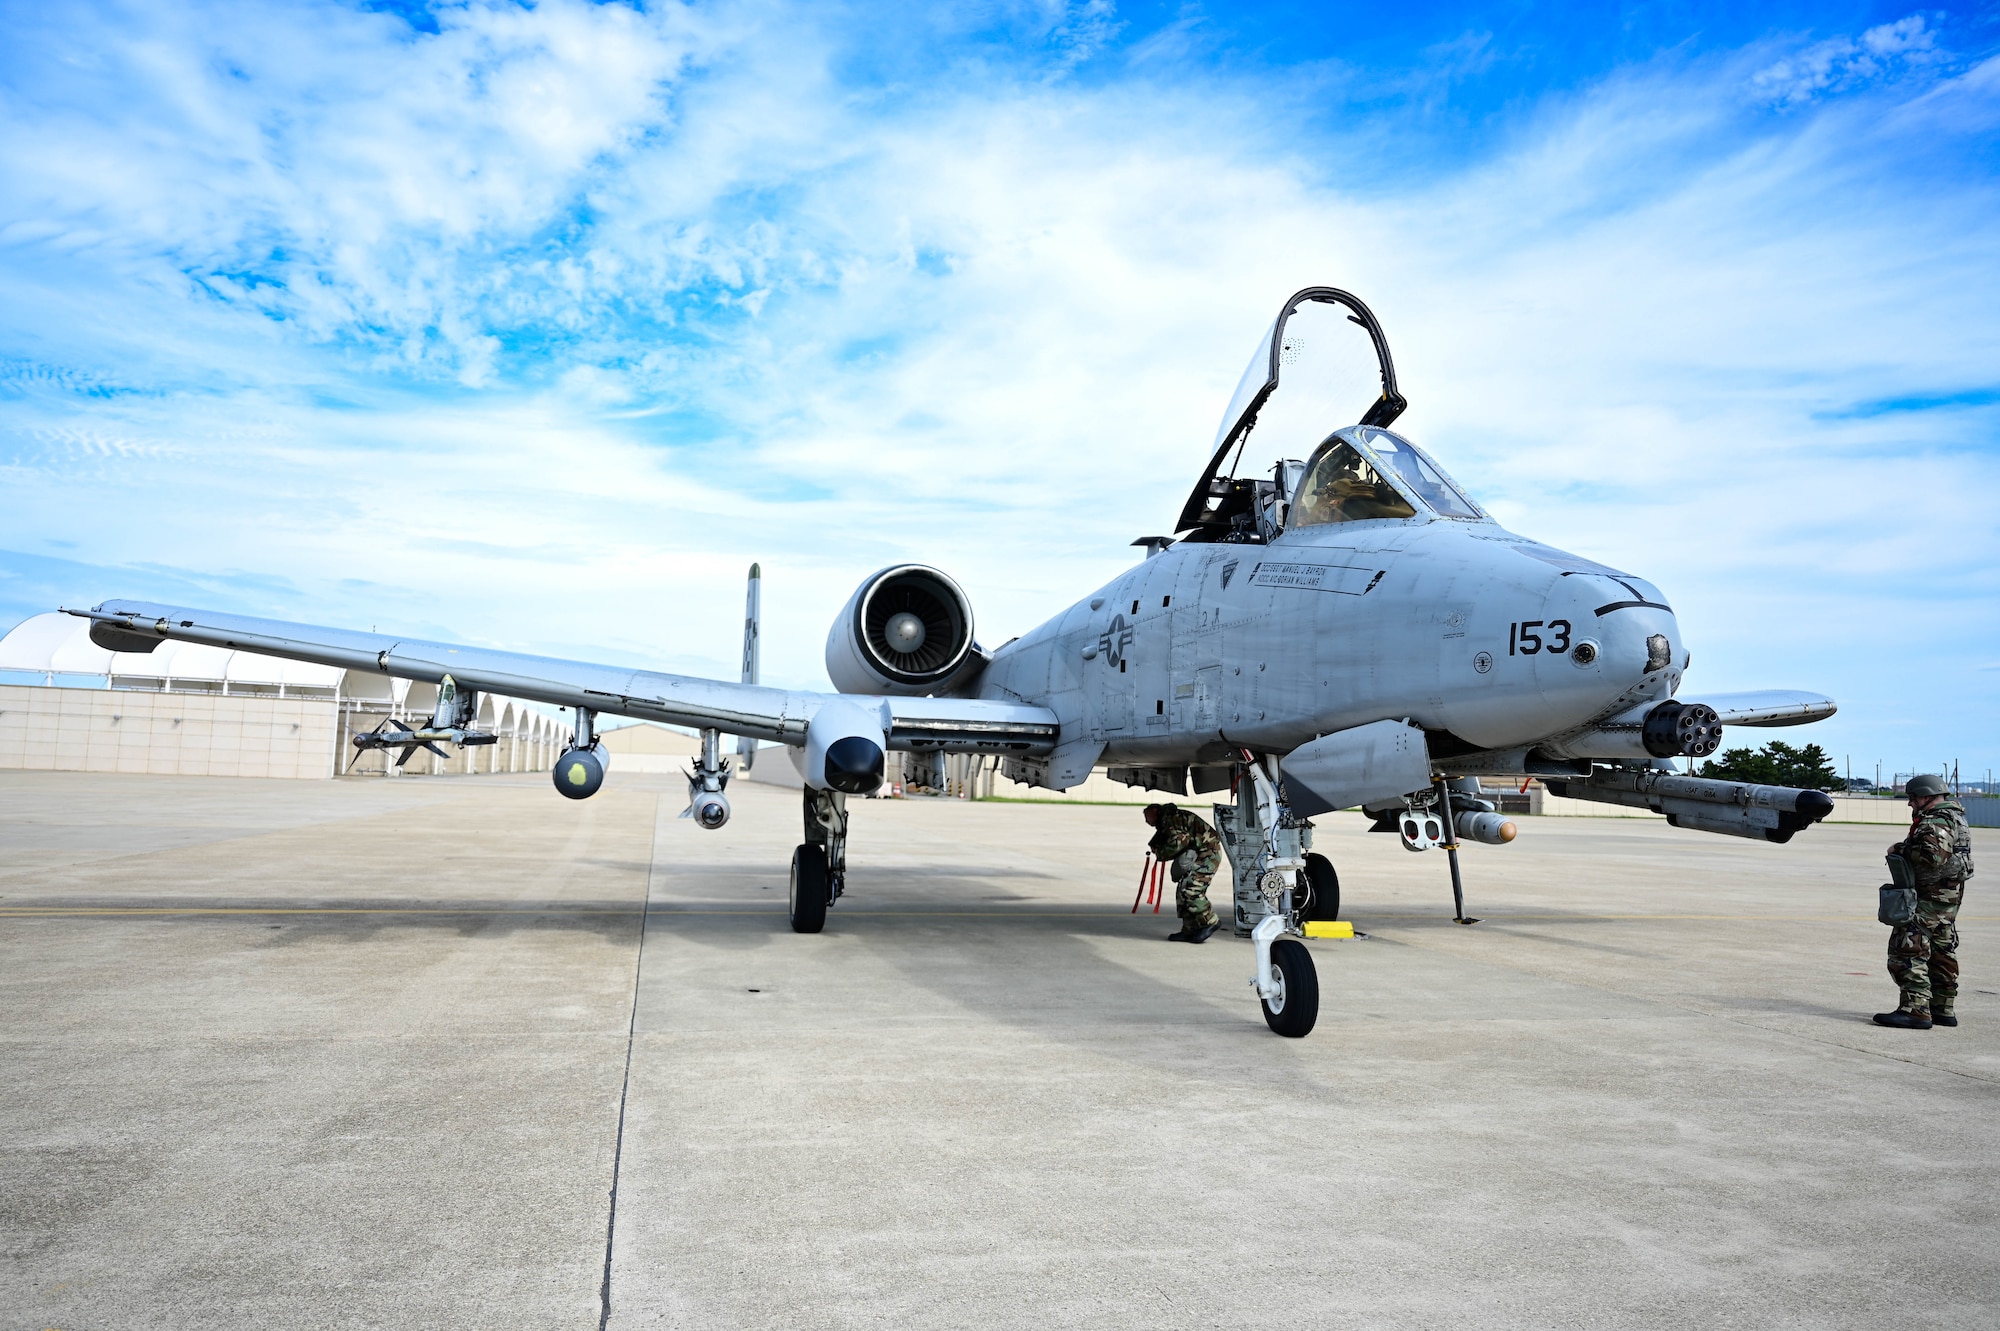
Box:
[67,286,1838,1039]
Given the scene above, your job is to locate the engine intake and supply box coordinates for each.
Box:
[825,565,978,695]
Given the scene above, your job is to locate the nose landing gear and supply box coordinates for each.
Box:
[1220,753,1327,1038]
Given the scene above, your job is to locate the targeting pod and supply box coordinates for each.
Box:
[553,743,609,800]
[1546,767,1835,843]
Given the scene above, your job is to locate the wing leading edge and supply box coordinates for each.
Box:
[1681,690,1838,729]
[66,601,1059,755]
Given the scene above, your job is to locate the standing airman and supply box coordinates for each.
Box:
[1876,774,1975,1030]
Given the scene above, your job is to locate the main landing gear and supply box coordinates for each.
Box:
[789,786,848,934]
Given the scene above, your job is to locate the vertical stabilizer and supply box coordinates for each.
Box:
[738,563,761,769]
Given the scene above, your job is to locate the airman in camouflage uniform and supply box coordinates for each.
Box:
[1144,803,1221,943]
[1876,774,1975,1030]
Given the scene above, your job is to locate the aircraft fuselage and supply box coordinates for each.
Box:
[979,514,1684,768]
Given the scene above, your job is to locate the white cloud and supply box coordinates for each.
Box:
[1750,13,1944,106]
[1,3,1997,775]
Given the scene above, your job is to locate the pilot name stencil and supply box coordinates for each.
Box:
[1249,562,1384,595]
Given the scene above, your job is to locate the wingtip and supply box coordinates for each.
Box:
[748,562,761,578]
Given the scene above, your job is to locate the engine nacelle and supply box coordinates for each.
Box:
[689,788,730,829]
[825,564,979,695]
[804,696,888,795]
[552,743,609,800]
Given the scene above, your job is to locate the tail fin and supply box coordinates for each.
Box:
[737,563,760,770]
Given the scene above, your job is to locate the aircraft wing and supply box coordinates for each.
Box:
[1682,690,1838,728]
[65,600,1059,754]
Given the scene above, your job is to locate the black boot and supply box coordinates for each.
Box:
[1186,922,1217,944]
[1872,1008,1933,1030]
[1933,1009,1958,1027]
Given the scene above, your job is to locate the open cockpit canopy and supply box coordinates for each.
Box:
[1175,287,1407,537]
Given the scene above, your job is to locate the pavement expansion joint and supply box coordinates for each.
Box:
[597,793,660,1331]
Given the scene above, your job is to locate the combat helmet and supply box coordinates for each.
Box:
[1905,774,1951,798]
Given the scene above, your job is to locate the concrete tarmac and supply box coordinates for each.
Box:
[1,771,1995,1329]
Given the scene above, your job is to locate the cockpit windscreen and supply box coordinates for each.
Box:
[1290,441,1418,526]
[1291,428,1485,526]
[1359,429,1483,519]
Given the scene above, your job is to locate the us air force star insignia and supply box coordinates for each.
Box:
[1098,613,1134,667]
[1473,651,1494,674]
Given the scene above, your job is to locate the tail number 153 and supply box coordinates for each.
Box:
[1509,619,1571,655]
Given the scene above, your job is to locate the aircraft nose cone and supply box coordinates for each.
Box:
[885,611,927,654]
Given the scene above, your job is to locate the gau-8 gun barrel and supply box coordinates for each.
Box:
[1544,767,1835,844]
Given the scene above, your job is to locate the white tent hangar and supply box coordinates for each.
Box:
[0,611,566,779]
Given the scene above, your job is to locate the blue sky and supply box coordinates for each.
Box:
[2,0,1997,780]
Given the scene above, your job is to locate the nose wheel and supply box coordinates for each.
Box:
[1259,937,1319,1038]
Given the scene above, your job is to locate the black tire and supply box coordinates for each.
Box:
[1260,938,1320,1038]
[1300,853,1340,921]
[789,844,828,934]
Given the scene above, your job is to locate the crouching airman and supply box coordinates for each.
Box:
[1143,803,1222,944]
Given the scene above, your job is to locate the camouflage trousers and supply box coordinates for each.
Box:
[1887,880,1965,1014]
[1171,850,1220,930]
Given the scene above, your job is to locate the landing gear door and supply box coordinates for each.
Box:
[1176,287,1405,536]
